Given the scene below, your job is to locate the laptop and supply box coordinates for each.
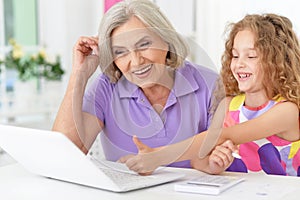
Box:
[0,124,184,192]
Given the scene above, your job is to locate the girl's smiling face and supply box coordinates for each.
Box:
[111,16,169,88]
[230,29,264,94]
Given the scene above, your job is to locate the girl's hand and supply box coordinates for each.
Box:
[118,136,160,175]
[208,140,237,174]
[72,36,99,78]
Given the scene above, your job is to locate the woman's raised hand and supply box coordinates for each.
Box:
[72,36,99,78]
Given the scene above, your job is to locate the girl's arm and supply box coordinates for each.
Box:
[122,98,228,173]
[122,134,237,175]
[220,101,299,144]
[170,99,299,161]
[123,99,299,174]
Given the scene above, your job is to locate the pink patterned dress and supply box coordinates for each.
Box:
[224,94,300,176]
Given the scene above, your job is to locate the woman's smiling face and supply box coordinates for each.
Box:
[111,16,169,88]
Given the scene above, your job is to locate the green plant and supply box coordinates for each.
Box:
[1,39,64,81]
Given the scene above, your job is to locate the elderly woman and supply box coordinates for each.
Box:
[52,0,223,170]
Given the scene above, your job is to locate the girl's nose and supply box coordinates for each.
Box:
[236,58,245,68]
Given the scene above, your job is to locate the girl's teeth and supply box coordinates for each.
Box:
[239,73,250,78]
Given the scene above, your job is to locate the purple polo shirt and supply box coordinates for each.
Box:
[83,61,218,168]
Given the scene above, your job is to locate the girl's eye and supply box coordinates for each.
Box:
[248,56,257,59]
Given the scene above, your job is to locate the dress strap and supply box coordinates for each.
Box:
[273,95,286,103]
[229,94,245,111]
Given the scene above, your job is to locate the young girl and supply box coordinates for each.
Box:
[119,13,300,176]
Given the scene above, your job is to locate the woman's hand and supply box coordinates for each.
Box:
[72,36,99,78]
[118,136,161,175]
[207,140,237,174]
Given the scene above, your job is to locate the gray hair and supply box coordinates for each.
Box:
[98,0,189,83]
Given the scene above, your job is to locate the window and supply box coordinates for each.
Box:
[3,0,38,46]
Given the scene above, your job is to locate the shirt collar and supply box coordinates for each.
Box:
[117,76,139,98]
[173,62,199,97]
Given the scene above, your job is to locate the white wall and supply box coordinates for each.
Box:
[195,0,300,71]
[38,0,104,86]
[37,0,300,76]
[155,0,195,36]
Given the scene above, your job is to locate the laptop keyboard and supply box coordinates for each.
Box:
[91,158,180,189]
[92,158,137,174]
[101,167,155,186]
[90,158,158,187]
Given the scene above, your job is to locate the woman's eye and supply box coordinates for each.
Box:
[113,49,128,57]
[137,41,151,50]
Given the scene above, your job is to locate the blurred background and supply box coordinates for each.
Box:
[1,0,300,164]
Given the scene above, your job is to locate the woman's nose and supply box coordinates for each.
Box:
[129,50,143,66]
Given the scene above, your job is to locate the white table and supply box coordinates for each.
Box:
[0,163,299,200]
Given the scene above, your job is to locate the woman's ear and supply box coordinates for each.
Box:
[165,50,172,67]
[166,50,171,59]
[114,67,122,80]
[165,44,171,62]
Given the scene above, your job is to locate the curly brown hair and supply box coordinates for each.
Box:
[220,13,300,109]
